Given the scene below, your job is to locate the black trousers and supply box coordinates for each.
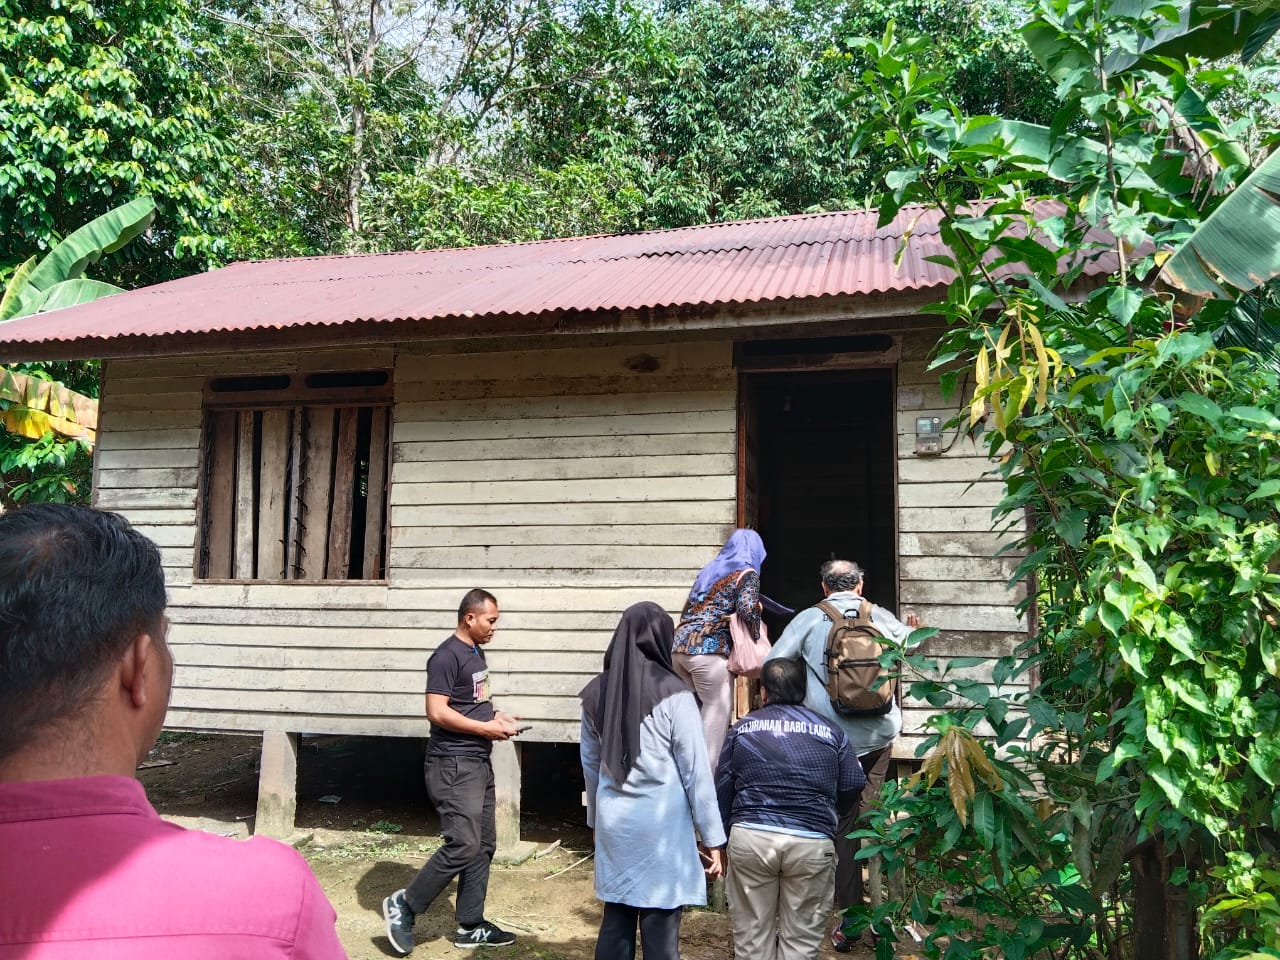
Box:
[594,902,682,960]
[404,754,496,926]
[835,744,893,909]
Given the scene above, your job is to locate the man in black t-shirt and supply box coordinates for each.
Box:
[382,588,521,954]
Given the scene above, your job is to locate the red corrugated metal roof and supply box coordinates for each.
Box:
[0,203,1117,355]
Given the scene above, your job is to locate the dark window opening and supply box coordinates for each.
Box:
[305,370,390,390]
[209,374,292,393]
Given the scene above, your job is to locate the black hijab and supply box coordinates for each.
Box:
[579,601,688,784]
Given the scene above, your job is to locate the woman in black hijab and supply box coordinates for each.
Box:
[580,602,727,960]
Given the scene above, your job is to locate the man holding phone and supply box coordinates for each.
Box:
[382,588,521,954]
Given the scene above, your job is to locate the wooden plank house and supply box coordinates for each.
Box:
[0,207,1106,841]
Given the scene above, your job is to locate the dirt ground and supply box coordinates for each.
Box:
[139,733,875,960]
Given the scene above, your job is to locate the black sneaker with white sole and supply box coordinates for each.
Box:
[453,920,517,948]
[382,888,416,955]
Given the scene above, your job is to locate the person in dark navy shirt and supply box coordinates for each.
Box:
[716,657,864,960]
[382,589,521,954]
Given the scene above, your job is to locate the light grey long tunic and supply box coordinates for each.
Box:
[581,689,727,909]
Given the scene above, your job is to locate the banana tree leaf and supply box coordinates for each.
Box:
[1021,20,1093,88]
[960,118,1158,190]
[1123,0,1280,68]
[1242,11,1280,62]
[0,365,99,429]
[24,196,155,297]
[1100,0,1205,75]
[0,406,93,443]
[1169,79,1250,175]
[0,256,38,322]
[37,279,125,314]
[1199,279,1280,364]
[1021,0,1201,84]
[1025,0,1280,81]
[1162,149,1280,297]
[1212,299,1280,368]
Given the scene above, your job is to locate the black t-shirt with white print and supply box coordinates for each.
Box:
[425,635,495,757]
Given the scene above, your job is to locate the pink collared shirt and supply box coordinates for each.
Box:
[0,775,347,958]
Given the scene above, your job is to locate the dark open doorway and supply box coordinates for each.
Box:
[740,369,898,634]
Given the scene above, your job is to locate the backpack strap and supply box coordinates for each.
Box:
[850,599,877,628]
[817,598,872,623]
[815,600,845,623]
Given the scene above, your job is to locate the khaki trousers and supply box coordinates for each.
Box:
[727,826,835,960]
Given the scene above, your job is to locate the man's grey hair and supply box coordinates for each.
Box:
[820,559,864,593]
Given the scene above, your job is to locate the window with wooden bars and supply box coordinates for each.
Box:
[196,372,392,581]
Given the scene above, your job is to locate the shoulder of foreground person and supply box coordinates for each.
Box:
[146,824,345,956]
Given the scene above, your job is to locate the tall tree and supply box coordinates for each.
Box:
[0,0,233,286]
[213,0,561,257]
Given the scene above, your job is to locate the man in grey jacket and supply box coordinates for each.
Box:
[763,559,922,951]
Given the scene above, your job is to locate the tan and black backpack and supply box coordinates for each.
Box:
[817,599,896,717]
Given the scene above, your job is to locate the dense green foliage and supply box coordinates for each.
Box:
[843,1,1280,958]
[212,0,1056,256]
[0,0,232,285]
[0,199,156,507]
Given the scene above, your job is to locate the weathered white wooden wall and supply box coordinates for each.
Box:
[96,340,738,741]
[895,330,1027,756]
[392,340,737,739]
[94,329,1024,751]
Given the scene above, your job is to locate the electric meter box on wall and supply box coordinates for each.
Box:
[915,415,943,455]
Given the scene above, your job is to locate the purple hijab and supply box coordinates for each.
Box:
[688,528,766,600]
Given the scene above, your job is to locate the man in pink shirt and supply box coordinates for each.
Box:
[0,504,347,959]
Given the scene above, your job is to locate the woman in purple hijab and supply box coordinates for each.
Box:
[671,529,766,771]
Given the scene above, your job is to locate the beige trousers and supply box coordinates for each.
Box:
[727,826,835,960]
[671,651,733,771]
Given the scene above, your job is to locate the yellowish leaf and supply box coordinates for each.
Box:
[1,407,55,440]
[1026,322,1050,410]
[995,322,1012,369]
[990,390,1007,433]
[970,391,986,429]
[0,366,98,442]
[1046,345,1063,382]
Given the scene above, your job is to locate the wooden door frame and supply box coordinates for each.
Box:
[734,360,902,611]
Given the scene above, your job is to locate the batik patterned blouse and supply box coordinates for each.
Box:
[672,569,762,657]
